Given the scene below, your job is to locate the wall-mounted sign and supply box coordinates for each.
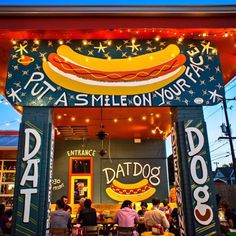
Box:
[66,149,96,157]
[102,161,161,202]
[184,120,218,235]
[52,178,65,191]
[6,39,224,107]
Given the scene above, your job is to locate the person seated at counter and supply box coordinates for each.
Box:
[137,202,148,234]
[168,208,180,236]
[159,198,172,220]
[218,200,236,235]
[144,197,169,231]
[0,208,13,235]
[78,198,97,226]
[114,200,139,235]
[61,195,72,213]
[50,199,71,231]
[138,202,148,217]
[77,197,86,217]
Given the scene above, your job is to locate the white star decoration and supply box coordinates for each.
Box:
[215,66,221,73]
[209,76,215,81]
[8,88,22,102]
[201,42,215,54]
[208,90,223,103]
[126,40,141,52]
[94,43,107,53]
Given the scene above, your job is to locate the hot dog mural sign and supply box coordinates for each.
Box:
[103,161,161,202]
[6,39,224,107]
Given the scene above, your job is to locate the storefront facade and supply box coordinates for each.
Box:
[0,4,235,236]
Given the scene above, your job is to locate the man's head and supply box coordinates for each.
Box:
[140,201,148,210]
[61,195,68,205]
[84,199,92,208]
[121,200,132,209]
[56,199,64,210]
[79,197,86,207]
[163,198,169,207]
[152,197,160,207]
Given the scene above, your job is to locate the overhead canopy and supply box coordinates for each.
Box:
[0,131,18,150]
[0,5,235,140]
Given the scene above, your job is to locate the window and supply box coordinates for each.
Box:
[0,160,16,207]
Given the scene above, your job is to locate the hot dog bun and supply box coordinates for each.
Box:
[106,179,156,202]
[43,44,186,95]
[57,44,180,71]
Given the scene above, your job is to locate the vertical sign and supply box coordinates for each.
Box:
[184,120,219,235]
[172,119,219,235]
[171,125,186,236]
[12,107,53,236]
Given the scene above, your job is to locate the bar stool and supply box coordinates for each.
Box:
[49,227,68,235]
[83,225,100,236]
[116,226,134,236]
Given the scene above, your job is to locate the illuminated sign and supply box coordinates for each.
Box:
[6,39,224,107]
[66,149,96,157]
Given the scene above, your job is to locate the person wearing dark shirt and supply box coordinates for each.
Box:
[78,198,97,226]
[0,203,6,232]
[169,208,180,236]
[1,209,13,235]
[138,202,148,217]
[137,202,148,234]
[60,195,72,213]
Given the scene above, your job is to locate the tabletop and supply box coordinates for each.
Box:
[141,231,174,236]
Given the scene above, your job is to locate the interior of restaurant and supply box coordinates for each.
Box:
[51,106,172,217]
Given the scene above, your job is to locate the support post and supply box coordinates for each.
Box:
[12,107,54,236]
[171,106,220,236]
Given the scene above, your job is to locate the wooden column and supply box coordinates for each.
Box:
[171,106,220,236]
[12,107,54,236]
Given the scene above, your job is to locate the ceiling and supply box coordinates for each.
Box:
[54,107,171,140]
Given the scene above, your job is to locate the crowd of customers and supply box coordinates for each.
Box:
[48,195,177,235]
[3,193,235,236]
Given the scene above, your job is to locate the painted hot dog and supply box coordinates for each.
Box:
[43,44,186,95]
[106,179,156,202]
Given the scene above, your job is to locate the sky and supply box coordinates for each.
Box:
[1,0,236,5]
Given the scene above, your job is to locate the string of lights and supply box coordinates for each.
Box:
[0,119,20,127]
[56,112,167,137]
[5,28,236,42]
